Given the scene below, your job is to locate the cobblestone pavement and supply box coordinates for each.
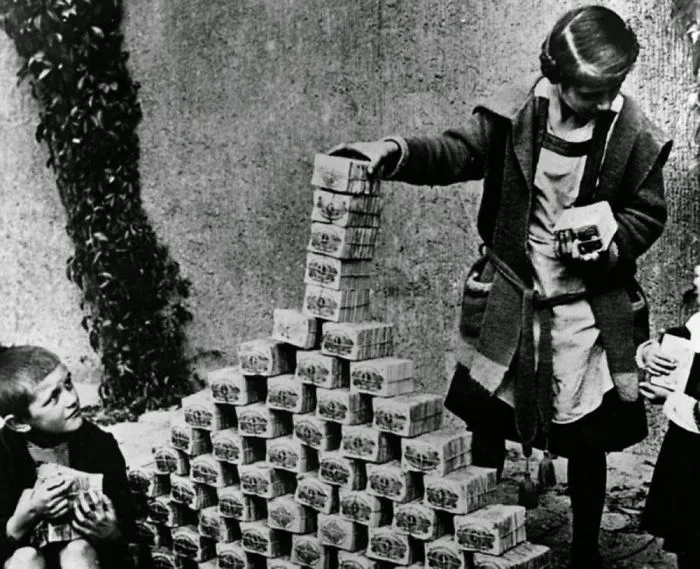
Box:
[499,450,676,569]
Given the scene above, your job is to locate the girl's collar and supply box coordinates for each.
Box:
[533,77,624,114]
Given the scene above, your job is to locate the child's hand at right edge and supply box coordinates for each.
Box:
[327,140,401,178]
[638,339,678,404]
[638,340,678,377]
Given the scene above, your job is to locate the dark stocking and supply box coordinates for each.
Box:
[471,429,506,481]
[567,446,607,567]
[677,552,700,569]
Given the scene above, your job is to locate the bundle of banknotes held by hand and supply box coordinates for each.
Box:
[553,201,618,257]
[31,463,103,547]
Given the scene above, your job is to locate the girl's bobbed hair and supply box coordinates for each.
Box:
[540,6,639,87]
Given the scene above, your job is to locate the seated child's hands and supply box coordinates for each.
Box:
[72,489,119,542]
[28,474,71,521]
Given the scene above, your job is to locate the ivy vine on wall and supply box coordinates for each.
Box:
[0,0,193,415]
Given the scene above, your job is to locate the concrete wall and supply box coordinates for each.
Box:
[0,0,697,424]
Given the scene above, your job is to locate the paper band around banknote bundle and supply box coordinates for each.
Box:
[239,463,293,499]
[366,460,421,503]
[318,450,367,490]
[311,189,383,228]
[268,495,315,534]
[367,527,412,565]
[217,485,263,522]
[291,533,327,569]
[294,472,337,514]
[296,350,349,388]
[400,428,472,476]
[304,253,373,290]
[350,357,415,397]
[238,338,295,376]
[240,521,285,558]
[209,366,265,406]
[341,424,396,463]
[267,375,316,414]
[311,153,380,196]
[293,412,342,451]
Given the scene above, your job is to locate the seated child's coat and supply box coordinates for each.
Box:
[0,419,134,569]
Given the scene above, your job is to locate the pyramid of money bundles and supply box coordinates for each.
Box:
[125,153,553,569]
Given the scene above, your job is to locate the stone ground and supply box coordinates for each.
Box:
[75,383,679,569]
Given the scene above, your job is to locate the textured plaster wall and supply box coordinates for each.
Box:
[0,0,697,433]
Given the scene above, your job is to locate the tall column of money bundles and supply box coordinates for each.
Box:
[124,153,552,569]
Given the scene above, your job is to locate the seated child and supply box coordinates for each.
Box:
[0,345,134,569]
[638,265,700,569]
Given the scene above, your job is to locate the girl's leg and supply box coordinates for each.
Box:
[58,538,100,569]
[567,446,607,568]
[4,546,45,569]
[470,429,506,480]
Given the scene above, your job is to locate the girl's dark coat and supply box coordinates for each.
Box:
[388,76,672,444]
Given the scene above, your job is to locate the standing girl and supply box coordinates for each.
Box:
[333,6,672,568]
[639,265,700,569]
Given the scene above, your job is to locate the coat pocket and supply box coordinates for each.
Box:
[458,254,495,339]
[627,278,649,348]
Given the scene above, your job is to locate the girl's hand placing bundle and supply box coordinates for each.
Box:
[327,140,401,178]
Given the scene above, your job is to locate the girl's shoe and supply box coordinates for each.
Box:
[569,550,603,569]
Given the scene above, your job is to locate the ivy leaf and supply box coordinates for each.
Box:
[88,330,99,351]
[28,51,46,66]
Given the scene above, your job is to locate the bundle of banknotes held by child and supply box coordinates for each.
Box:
[553,201,617,257]
[30,463,104,547]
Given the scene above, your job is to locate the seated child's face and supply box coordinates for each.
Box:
[25,364,83,435]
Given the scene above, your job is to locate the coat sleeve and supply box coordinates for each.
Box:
[385,110,494,186]
[99,432,135,542]
[0,442,29,562]
[607,141,672,273]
